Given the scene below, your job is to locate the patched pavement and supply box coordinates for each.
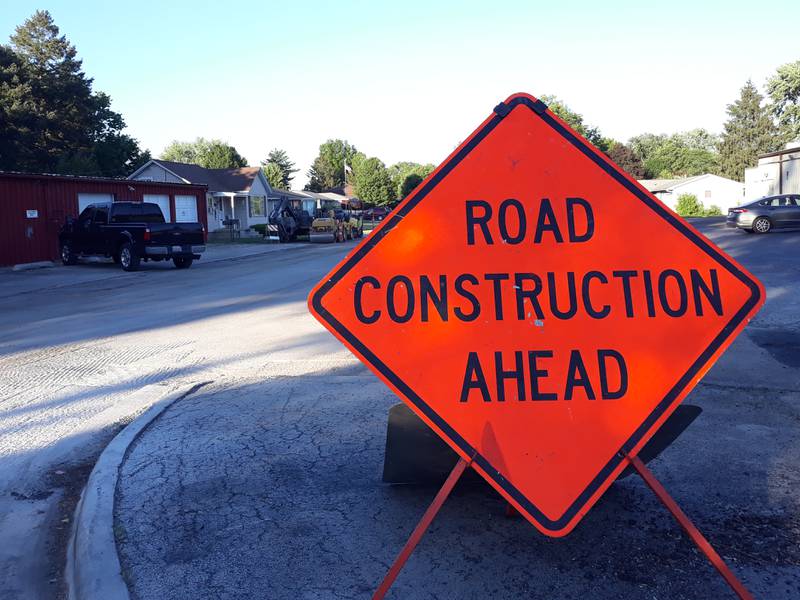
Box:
[113,221,800,599]
[115,377,800,599]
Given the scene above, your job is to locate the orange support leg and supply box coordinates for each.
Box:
[372,456,471,600]
[627,454,754,600]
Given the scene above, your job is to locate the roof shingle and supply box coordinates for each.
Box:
[153,160,262,193]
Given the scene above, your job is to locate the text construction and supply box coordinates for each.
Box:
[350,197,728,404]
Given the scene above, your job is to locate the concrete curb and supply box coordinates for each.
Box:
[66,381,210,600]
[12,260,55,271]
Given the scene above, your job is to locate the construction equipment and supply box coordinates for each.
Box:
[267,196,313,242]
[310,209,363,243]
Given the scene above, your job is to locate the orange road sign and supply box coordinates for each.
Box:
[308,92,764,537]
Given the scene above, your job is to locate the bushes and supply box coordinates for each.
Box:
[251,224,268,236]
[675,194,704,216]
[674,194,723,217]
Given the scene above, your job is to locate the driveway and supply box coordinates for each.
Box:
[112,220,800,599]
[0,241,363,599]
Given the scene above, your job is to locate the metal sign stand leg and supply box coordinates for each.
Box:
[372,456,472,600]
[626,454,754,600]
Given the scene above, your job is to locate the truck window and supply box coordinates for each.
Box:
[93,205,109,224]
[77,206,94,229]
[110,203,138,224]
[140,203,166,223]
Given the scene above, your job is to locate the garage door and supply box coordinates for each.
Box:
[143,194,171,221]
[78,193,114,212]
[174,196,198,222]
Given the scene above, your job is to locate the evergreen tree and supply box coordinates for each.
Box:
[0,45,30,169]
[262,162,284,189]
[0,11,148,175]
[261,148,298,188]
[718,80,781,182]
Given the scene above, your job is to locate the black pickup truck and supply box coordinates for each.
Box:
[59,201,206,271]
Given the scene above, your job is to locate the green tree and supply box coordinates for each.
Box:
[352,155,395,205]
[202,141,247,169]
[0,11,148,176]
[629,129,720,179]
[767,60,800,143]
[400,173,424,198]
[159,140,196,164]
[628,133,668,167]
[674,193,704,217]
[261,148,298,188]
[160,137,247,169]
[305,139,359,191]
[644,140,718,178]
[261,162,284,189]
[388,161,435,199]
[0,45,30,169]
[606,143,646,178]
[541,95,612,152]
[718,80,781,182]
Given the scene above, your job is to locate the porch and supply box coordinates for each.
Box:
[206,193,268,232]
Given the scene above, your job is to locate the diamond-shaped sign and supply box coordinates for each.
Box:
[308,93,764,537]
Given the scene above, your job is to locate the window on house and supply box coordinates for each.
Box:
[249,196,266,217]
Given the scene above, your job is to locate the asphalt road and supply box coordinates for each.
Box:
[0,241,362,599]
[1,220,798,599]
[111,220,800,600]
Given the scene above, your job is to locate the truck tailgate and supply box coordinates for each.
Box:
[148,223,205,246]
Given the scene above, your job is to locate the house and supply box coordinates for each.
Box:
[637,174,744,212]
[299,190,347,214]
[273,188,318,216]
[744,142,800,200]
[0,171,206,266]
[128,159,280,232]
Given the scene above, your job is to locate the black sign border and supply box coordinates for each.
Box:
[311,95,762,533]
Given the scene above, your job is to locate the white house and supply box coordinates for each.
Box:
[128,159,280,232]
[638,174,744,212]
[744,142,800,200]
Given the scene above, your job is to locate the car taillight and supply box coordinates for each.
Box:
[730,208,748,213]
[144,227,151,241]
[202,225,207,242]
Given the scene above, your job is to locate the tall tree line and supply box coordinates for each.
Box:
[0,11,149,177]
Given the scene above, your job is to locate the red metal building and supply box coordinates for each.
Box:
[0,172,208,266]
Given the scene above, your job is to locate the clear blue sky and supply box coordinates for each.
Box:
[2,1,799,187]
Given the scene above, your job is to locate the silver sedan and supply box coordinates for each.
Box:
[727,194,800,233]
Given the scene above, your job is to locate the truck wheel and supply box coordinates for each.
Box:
[119,242,140,271]
[60,243,77,265]
[173,257,193,269]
